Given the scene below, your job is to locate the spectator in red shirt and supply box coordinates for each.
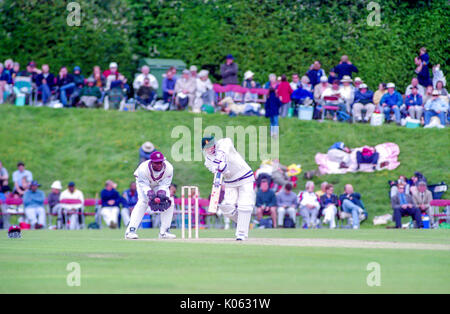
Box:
[103,62,121,90]
[276,74,293,118]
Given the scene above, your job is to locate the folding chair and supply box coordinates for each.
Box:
[321,96,340,120]
[13,76,33,106]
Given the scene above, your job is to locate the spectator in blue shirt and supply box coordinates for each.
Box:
[333,55,358,79]
[352,83,375,123]
[405,86,423,120]
[415,47,431,87]
[380,82,402,124]
[57,66,75,107]
[256,180,277,228]
[101,180,122,228]
[307,61,326,88]
[122,181,138,227]
[23,180,46,229]
[339,184,367,229]
[424,90,448,128]
[320,184,339,229]
[0,63,11,104]
[162,68,177,103]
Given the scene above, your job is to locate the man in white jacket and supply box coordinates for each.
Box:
[202,136,255,240]
[194,70,215,110]
[298,181,321,228]
[133,65,159,91]
[125,151,175,240]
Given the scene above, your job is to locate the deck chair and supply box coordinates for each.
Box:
[13,76,33,106]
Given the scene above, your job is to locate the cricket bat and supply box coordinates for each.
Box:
[208,171,223,213]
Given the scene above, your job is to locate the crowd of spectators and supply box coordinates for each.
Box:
[1,47,447,128]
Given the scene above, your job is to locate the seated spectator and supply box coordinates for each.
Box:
[277,74,293,118]
[103,62,121,90]
[352,83,375,123]
[290,73,301,91]
[47,181,62,227]
[356,146,379,170]
[195,70,215,109]
[18,61,41,82]
[60,181,85,230]
[242,70,261,103]
[405,77,425,97]
[422,85,434,105]
[89,66,106,90]
[353,77,363,92]
[435,80,449,98]
[35,64,55,105]
[389,175,411,199]
[333,55,358,79]
[136,78,156,107]
[23,180,46,229]
[307,61,326,88]
[290,84,313,108]
[300,75,312,93]
[320,183,339,229]
[105,75,129,110]
[133,65,158,92]
[265,87,281,138]
[321,79,346,119]
[56,66,75,107]
[315,181,328,198]
[139,141,156,164]
[432,64,446,89]
[78,77,102,108]
[313,76,329,106]
[298,181,320,228]
[0,63,12,104]
[327,141,351,169]
[412,180,434,225]
[122,182,138,227]
[339,75,354,113]
[70,66,85,105]
[12,62,20,81]
[405,86,423,120]
[424,90,448,128]
[3,59,14,78]
[175,70,196,110]
[380,82,402,124]
[391,184,422,229]
[0,161,10,193]
[256,180,277,228]
[101,180,121,228]
[12,162,32,197]
[271,159,290,189]
[162,68,177,104]
[264,73,278,89]
[339,184,366,229]
[276,183,298,227]
[189,65,198,79]
[373,83,387,109]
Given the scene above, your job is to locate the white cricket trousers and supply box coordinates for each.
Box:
[101,206,119,227]
[277,207,297,226]
[327,149,350,165]
[219,181,255,239]
[25,206,46,227]
[126,185,174,235]
[322,205,337,229]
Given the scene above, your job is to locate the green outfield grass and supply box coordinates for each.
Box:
[0,106,449,223]
[0,229,449,294]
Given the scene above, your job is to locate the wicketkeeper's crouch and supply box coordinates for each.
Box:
[202,136,256,241]
[125,151,175,240]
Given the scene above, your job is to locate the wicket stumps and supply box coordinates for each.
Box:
[181,186,199,239]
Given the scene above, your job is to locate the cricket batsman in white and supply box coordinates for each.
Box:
[202,136,256,241]
[125,151,176,240]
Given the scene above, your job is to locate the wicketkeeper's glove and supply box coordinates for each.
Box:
[147,190,172,212]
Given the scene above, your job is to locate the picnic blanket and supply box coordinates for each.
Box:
[315,142,400,174]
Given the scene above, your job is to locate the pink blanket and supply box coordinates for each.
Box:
[315,142,400,175]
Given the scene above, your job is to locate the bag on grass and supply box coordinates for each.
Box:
[283,215,296,228]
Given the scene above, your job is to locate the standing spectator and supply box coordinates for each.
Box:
[174,69,196,110]
[35,64,56,105]
[412,181,434,225]
[339,184,366,229]
[47,181,62,227]
[352,83,375,123]
[298,181,320,228]
[195,70,215,108]
[432,64,446,89]
[0,161,10,193]
[307,61,326,88]
[12,162,32,196]
[290,73,301,91]
[139,141,156,164]
[415,47,431,87]
[405,77,425,97]
[162,68,177,104]
[373,83,387,109]
[405,86,424,120]
[122,182,138,227]
[277,74,293,118]
[339,75,354,113]
[424,90,447,128]
[78,77,102,108]
[380,82,402,124]
[265,87,282,137]
[56,66,75,107]
[0,63,11,104]
[320,184,339,229]
[101,180,121,229]
[220,54,239,86]
[391,184,422,229]
[136,78,156,107]
[23,181,46,229]
[327,69,338,84]
[264,73,278,89]
[133,65,158,91]
[327,142,351,169]
[333,55,358,79]
[255,180,278,228]
[276,183,298,227]
[60,181,85,230]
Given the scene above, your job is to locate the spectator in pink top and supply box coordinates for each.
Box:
[276,74,293,117]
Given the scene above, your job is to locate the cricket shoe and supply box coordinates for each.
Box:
[159,231,176,239]
[125,232,139,240]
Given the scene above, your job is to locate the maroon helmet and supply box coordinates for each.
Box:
[150,151,165,162]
